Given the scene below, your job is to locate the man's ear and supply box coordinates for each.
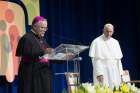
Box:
[32,24,37,30]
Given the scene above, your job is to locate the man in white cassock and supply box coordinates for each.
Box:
[89,23,123,88]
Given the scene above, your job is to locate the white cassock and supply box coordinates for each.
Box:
[89,34,123,88]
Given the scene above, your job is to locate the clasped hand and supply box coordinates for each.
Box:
[65,52,75,59]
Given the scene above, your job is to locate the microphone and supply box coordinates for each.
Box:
[72,57,82,61]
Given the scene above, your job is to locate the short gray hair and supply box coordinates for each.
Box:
[103,23,114,30]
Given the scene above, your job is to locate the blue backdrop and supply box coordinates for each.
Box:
[0,0,140,93]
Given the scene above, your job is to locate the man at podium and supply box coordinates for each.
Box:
[16,16,53,93]
[89,23,124,88]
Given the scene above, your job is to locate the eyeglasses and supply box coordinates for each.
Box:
[40,26,48,31]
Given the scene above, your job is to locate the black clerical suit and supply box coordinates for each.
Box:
[16,31,51,93]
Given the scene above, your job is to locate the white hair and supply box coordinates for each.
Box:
[103,23,114,30]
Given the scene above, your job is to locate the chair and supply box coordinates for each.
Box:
[65,72,80,93]
[122,70,140,86]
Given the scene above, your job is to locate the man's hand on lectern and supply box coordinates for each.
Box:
[66,52,75,59]
[45,48,54,54]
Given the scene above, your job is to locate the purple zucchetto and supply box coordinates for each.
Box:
[32,16,46,26]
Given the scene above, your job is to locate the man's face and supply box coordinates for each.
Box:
[103,25,114,38]
[34,20,48,37]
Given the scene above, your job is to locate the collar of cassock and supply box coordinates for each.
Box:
[31,29,42,39]
[31,29,37,34]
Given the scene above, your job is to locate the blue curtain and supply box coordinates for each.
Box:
[0,0,140,93]
[40,0,140,92]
